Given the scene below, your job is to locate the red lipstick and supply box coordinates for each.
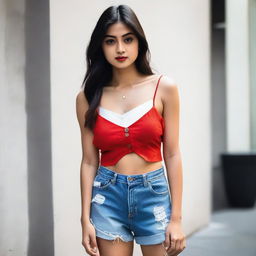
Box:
[115,56,127,62]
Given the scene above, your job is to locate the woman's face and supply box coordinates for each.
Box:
[102,22,139,69]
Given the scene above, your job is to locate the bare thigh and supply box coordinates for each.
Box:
[96,237,134,256]
[141,243,168,256]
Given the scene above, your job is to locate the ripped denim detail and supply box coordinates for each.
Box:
[89,218,131,244]
[153,206,169,230]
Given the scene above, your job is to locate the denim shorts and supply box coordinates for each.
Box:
[90,165,172,245]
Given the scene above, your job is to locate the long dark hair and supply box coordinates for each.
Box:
[81,4,155,130]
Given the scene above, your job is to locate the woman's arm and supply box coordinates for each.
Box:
[76,91,100,255]
[76,91,100,224]
[161,76,186,254]
[162,79,183,222]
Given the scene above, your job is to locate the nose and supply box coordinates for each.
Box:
[116,41,125,54]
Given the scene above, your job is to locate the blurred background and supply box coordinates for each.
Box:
[0,0,255,255]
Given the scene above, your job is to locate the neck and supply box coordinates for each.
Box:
[111,65,147,89]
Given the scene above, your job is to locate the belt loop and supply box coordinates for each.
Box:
[111,173,117,184]
[142,174,148,187]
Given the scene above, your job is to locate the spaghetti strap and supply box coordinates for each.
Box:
[153,75,163,106]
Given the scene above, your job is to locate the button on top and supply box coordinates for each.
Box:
[124,127,129,132]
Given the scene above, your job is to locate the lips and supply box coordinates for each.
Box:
[115,56,127,61]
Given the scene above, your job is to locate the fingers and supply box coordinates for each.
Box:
[82,235,100,256]
[167,238,176,256]
[90,235,100,256]
[163,231,170,251]
[182,238,186,252]
[166,236,186,256]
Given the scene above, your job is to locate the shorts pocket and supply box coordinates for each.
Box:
[148,175,169,195]
[93,174,112,190]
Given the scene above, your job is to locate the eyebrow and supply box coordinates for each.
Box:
[103,32,135,38]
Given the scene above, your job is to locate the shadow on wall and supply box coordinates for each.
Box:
[25,0,54,255]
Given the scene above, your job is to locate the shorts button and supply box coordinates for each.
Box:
[128,177,134,181]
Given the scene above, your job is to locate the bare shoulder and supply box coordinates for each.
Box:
[159,74,179,103]
[76,90,88,109]
[75,90,89,129]
[160,74,178,90]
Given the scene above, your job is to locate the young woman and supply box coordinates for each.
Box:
[76,5,186,256]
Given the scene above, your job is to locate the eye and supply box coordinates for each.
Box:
[124,37,133,43]
[105,39,115,45]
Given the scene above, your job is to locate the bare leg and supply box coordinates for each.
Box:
[96,237,134,256]
[140,243,168,256]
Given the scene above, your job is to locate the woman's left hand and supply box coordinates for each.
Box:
[163,220,186,256]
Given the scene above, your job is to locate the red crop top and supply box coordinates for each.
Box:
[93,75,165,166]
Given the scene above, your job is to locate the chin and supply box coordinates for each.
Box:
[111,63,131,69]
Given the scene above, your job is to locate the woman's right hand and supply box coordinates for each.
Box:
[81,221,100,256]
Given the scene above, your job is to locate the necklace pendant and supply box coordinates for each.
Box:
[122,95,126,99]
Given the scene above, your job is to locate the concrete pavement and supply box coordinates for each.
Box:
[181,206,256,256]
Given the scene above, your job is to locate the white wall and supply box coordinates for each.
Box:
[0,0,28,255]
[50,1,211,255]
[0,0,54,255]
[226,0,251,152]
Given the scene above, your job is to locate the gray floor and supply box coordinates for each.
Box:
[180,207,256,256]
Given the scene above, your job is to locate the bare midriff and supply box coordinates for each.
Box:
[103,153,163,175]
